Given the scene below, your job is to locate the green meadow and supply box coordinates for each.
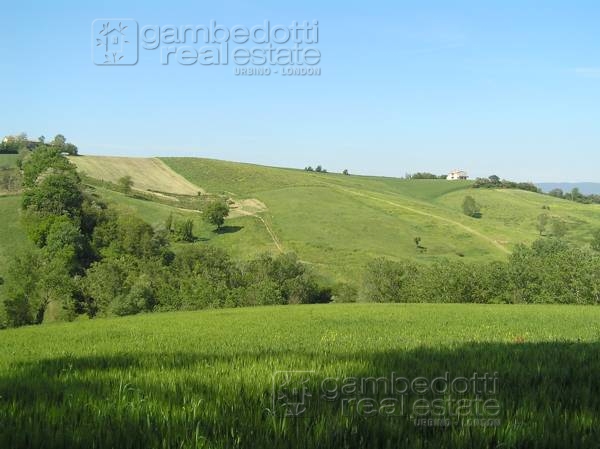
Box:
[1,304,598,448]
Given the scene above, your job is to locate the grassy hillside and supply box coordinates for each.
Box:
[54,155,600,282]
[69,156,202,195]
[161,157,600,277]
[1,303,599,448]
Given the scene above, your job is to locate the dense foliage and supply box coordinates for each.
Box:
[360,238,600,304]
[548,187,600,205]
[473,175,540,192]
[0,149,330,327]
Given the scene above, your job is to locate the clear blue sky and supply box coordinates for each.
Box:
[2,0,599,181]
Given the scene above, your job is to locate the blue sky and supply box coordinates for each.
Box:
[1,0,599,181]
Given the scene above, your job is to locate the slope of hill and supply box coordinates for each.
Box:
[69,156,202,195]
[26,154,600,282]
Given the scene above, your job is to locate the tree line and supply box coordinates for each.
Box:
[1,133,78,156]
[360,237,600,304]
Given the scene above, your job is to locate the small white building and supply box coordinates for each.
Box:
[448,170,468,180]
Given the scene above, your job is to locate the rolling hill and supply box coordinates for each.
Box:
[1,153,598,284]
[53,155,600,283]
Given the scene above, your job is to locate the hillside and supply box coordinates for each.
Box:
[61,155,600,282]
[0,152,594,284]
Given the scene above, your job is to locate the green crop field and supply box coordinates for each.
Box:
[1,303,598,448]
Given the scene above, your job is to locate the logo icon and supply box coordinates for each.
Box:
[272,371,315,418]
[92,19,138,65]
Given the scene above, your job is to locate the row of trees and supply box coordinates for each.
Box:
[1,133,77,156]
[361,238,600,304]
[548,187,600,205]
[305,165,328,173]
[473,175,540,192]
[0,147,329,328]
[405,172,448,180]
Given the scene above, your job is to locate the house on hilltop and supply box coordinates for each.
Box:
[448,170,468,180]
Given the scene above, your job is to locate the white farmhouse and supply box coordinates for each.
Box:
[447,170,468,180]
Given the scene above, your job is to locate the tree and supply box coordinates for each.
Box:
[202,200,230,230]
[489,175,501,184]
[462,196,481,218]
[305,166,314,172]
[536,213,549,236]
[3,250,43,326]
[315,165,323,173]
[38,135,45,144]
[22,146,73,187]
[548,188,564,198]
[343,169,349,176]
[51,134,66,147]
[22,170,83,217]
[570,188,582,202]
[117,175,134,194]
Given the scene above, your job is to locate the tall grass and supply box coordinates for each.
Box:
[1,304,599,448]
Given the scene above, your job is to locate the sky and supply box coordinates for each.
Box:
[1,0,599,182]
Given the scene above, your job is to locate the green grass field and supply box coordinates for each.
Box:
[1,303,598,448]
[161,157,600,279]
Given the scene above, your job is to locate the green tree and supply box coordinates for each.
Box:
[360,258,418,303]
[548,188,564,198]
[22,170,83,218]
[117,175,134,194]
[21,146,73,187]
[51,134,66,148]
[462,195,481,218]
[2,250,43,326]
[202,200,229,230]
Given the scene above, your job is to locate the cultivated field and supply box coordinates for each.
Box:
[0,304,598,448]
[69,156,203,195]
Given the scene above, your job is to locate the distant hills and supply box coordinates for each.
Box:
[536,183,600,195]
